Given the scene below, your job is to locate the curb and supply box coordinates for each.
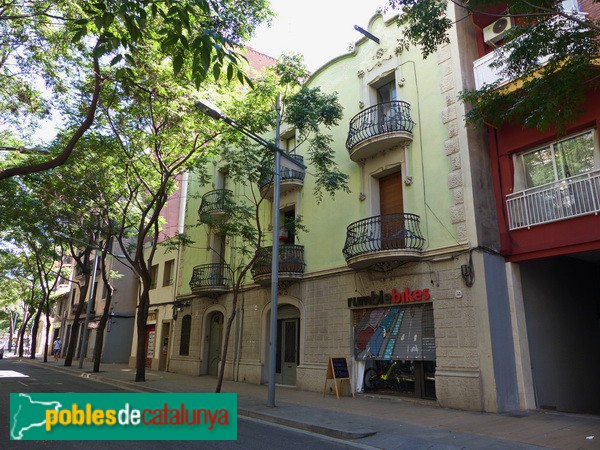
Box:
[239,408,377,440]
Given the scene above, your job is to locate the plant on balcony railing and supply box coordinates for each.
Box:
[506,170,600,230]
[198,189,233,217]
[251,245,305,278]
[342,213,425,260]
[345,101,415,150]
[189,263,232,291]
[258,154,305,189]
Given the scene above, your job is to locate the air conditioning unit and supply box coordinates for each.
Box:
[483,17,513,46]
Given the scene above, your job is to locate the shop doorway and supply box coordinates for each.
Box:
[158,322,170,371]
[145,324,156,368]
[354,303,436,400]
[207,312,224,376]
[267,304,300,386]
[277,318,299,385]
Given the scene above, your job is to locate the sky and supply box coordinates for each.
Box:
[28,1,388,144]
[249,0,389,72]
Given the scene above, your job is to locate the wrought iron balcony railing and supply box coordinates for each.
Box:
[189,263,232,293]
[506,170,600,230]
[343,213,425,261]
[198,189,233,218]
[251,245,305,283]
[346,101,415,152]
[259,154,305,189]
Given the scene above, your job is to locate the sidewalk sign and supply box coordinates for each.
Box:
[323,356,355,399]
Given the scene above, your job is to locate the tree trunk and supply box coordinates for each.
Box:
[17,312,31,357]
[135,287,150,382]
[92,290,113,372]
[215,292,238,393]
[7,312,16,353]
[29,300,44,359]
[43,296,50,362]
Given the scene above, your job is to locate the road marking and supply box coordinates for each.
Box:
[0,370,29,378]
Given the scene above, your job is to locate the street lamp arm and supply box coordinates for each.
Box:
[195,99,306,171]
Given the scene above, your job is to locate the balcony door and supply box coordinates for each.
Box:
[376,80,397,132]
[379,171,404,250]
[207,312,224,376]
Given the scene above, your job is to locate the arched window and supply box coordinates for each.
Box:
[179,314,191,356]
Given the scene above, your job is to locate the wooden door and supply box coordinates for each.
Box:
[379,172,404,249]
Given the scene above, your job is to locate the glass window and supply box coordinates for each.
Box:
[520,130,597,189]
[522,146,554,188]
[554,132,595,179]
[149,265,158,289]
[163,259,174,286]
[179,314,191,356]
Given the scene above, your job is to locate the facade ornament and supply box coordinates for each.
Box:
[359,101,365,109]
[357,69,365,78]
[397,78,406,87]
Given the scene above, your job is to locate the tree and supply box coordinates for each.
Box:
[0,0,271,181]
[388,0,600,131]
[196,54,348,392]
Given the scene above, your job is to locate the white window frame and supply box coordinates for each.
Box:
[513,128,599,192]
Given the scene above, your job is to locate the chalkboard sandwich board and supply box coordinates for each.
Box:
[323,356,355,399]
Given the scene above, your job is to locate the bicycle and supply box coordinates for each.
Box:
[363,360,414,392]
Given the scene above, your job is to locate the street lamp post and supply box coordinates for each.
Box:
[196,98,305,407]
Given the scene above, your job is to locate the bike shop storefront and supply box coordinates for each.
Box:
[350,288,436,400]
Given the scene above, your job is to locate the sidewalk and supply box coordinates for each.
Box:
[14,356,600,449]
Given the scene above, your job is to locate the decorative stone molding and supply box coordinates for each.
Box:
[357,70,365,78]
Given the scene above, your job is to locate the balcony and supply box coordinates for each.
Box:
[343,213,425,270]
[251,245,305,286]
[506,170,600,230]
[198,189,233,221]
[70,303,95,316]
[346,101,415,162]
[259,154,305,198]
[473,14,583,90]
[189,263,232,296]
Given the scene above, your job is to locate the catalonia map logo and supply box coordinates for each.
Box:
[10,393,237,440]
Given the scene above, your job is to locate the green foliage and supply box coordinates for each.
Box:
[388,0,600,132]
[392,0,451,57]
[0,0,272,180]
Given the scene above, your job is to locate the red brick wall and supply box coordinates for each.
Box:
[580,0,600,20]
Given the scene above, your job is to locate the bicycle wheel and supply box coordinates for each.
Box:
[363,368,378,390]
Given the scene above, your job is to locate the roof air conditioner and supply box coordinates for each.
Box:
[483,17,513,46]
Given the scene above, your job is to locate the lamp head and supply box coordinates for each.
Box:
[195,99,224,120]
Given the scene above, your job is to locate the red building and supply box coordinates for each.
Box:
[470,0,600,414]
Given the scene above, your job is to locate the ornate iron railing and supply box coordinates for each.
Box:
[251,245,305,277]
[506,170,600,230]
[198,189,233,217]
[259,154,305,189]
[342,213,425,260]
[346,101,415,150]
[189,263,231,291]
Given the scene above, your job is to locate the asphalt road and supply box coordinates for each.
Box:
[1,358,371,449]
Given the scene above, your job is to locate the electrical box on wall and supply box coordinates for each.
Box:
[483,17,513,46]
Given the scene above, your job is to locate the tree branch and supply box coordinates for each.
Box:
[0,47,103,180]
